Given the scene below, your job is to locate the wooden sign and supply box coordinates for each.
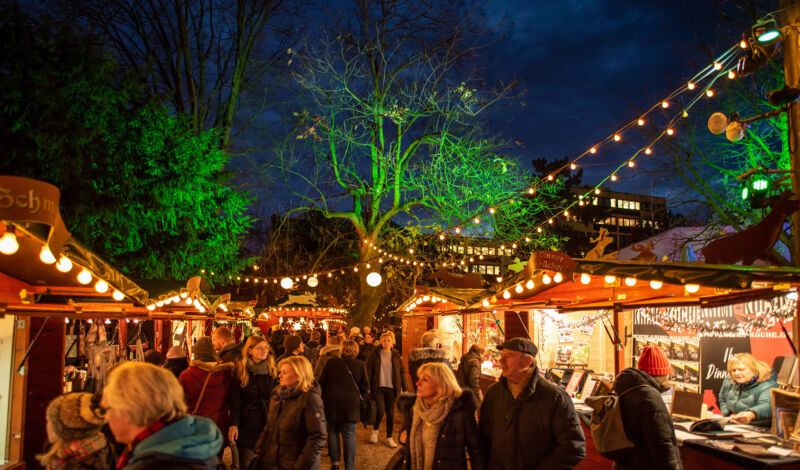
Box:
[0,175,70,255]
[525,251,576,278]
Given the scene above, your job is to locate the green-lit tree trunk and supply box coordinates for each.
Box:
[350,243,386,327]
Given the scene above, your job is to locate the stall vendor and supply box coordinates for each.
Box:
[718,352,777,427]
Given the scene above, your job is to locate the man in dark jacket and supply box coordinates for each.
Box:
[212,326,241,364]
[407,330,451,391]
[612,345,682,470]
[479,338,585,469]
[456,344,484,404]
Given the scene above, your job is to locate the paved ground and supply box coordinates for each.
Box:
[322,412,402,469]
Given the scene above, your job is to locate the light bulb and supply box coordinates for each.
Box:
[366,272,382,287]
[687,82,696,90]
[650,280,663,289]
[39,246,56,264]
[542,274,552,284]
[628,161,635,168]
[94,280,109,293]
[580,273,591,285]
[280,277,293,289]
[77,269,92,285]
[667,128,674,135]
[515,284,523,293]
[685,284,700,293]
[474,217,480,224]
[614,134,621,141]
[624,277,637,287]
[740,39,747,48]
[526,279,535,289]
[112,290,125,301]
[186,297,193,304]
[604,275,616,284]
[547,174,554,181]
[611,175,618,181]
[502,290,511,299]
[706,89,714,97]
[728,70,736,79]
[308,276,319,287]
[423,295,431,302]
[554,272,563,283]
[482,299,490,307]
[590,147,597,154]
[714,62,722,70]
[56,256,73,273]
[570,163,577,170]
[638,118,645,126]
[661,101,669,108]
[0,231,19,255]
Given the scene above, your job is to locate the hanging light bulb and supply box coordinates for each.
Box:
[628,161,635,168]
[77,269,92,285]
[685,284,700,294]
[645,148,652,155]
[580,273,591,285]
[112,290,125,301]
[553,272,563,283]
[661,101,669,108]
[94,280,109,293]
[515,284,523,294]
[666,128,674,135]
[613,134,621,141]
[687,82,696,90]
[590,147,597,154]
[0,230,19,255]
[56,256,73,273]
[714,62,722,70]
[624,277,637,287]
[611,175,618,181]
[366,272,382,287]
[526,279,535,289]
[706,89,714,97]
[502,290,511,299]
[280,277,293,289]
[604,275,616,284]
[482,299,490,307]
[650,280,663,289]
[308,276,319,287]
[637,118,645,126]
[542,274,552,285]
[39,246,56,264]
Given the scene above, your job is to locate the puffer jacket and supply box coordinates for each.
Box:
[178,360,234,440]
[122,415,222,470]
[455,351,482,404]
[229,363,277,449]
[397,389,487,470]
[408,347,451,390]
[612,368,682,470]
[479,366,585,469]
[366,347,409,399]
[719,372,778,427]
[253,384,327,470]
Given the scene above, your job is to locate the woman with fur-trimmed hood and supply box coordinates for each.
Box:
[178,336,235,441]
[408,331,452,391]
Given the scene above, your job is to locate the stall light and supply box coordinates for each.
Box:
[94,280,109,293]
[650,280,663,289]
[180,291,188,298]
[515,284,523,294]
[542,274,552,285]
[787,291,798,301]
[482,299,490,307]
[366,272,382,287]
[280,277,293,289]
[77,269,92,285]
[104,319,111,325]
[604,275,616,284]
[502,290,511,299]
[308,276,319,287]
[553,272,563,283]
[624,277,637,287]
[186,297,193,305]
[64,318,70,324]
[112,290,125,301]
[580,273,591,285]
[171,295,180,303]
[133,319,139,324]
[423,295,431,302]
[56,256,73,273]
[39,246,56,264]
[525,279,535,290]
[0,229,19,255]
[685,284,700,294]
[496,277,503,282]
[146,303,156,311]
[481,360,493,369]
[156,300,164,307]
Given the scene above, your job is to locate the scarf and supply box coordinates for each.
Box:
[116,419,168,469]
[52,432,107,469]
[409,397,453,470]
[247,357,272,376]
[735,374,759,391]
[278,384,299,399]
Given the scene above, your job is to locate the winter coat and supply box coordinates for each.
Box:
[408,347,452,390]
[165,357,189,378]
[455,351,482,404]
[218,342,242,365]
[719,372,778,427]
[229,366,277,449]
[178,360,234,439]
[305,340,321,367]
[270,330,287,357]
[47,436,115,470]
[479,366,586,470]
[122,415,222,470]
[612,368,682,470]
[318,356,369,422]
[253,384,327,470]
[313,344,341,378]
[357,343,376,363]
[366,348,409,399]
[397,390,487,470]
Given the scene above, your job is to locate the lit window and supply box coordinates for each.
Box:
[592,198,598,206]
[458,246,464,254]
[488,248,496,256]
[635,201,641,210]
[610,198,616,208]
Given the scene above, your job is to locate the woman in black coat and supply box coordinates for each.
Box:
[253,355,327,470]
[229,336,278,469]
[365,332,409,447]
[397,362,486,470]
[318,340,369,470]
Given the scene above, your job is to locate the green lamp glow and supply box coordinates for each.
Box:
[757,30,780,43]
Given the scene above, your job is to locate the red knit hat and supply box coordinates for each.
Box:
[637,346,671,377]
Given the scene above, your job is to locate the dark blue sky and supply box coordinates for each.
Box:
[479,0,726,198]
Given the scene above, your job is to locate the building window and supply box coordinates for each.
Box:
[610,198,616,208]
[635,201,641,210]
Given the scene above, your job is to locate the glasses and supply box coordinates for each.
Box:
[251,346,269,352]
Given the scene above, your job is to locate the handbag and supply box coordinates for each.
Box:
[192,370,213,414]
[343,360,375,425]
[383,447,406,470]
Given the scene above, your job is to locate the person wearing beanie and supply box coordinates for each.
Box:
[277,334,304,363]
[164,346,189,378]
[178,337,235,443]
[36,392,115,469]
[609,345,682,470]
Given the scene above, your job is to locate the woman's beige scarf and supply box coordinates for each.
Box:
[409,396,453,470]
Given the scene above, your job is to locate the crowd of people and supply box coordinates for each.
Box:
[36,318,783,470]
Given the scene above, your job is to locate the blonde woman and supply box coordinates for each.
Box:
[719,352,778,426]
[100,362,222,469]
[253,355,327,470]
[365,331,409,447]
[229,335,278,468]
[397,362,486,470]
[37,392,113,469]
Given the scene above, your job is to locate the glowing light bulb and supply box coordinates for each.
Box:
[614,134,621,141]
[502,290,511,299]
[423,295,431,302]
[554,272,563,283]
[682,110,689,118]
[611,175,618,181]
[624,277,637,287]
[590,147,597,154]
[706,89,714,97]
[474,217,480,224]
[687,82,695,90]
[537,227,542,233]
[714,62,722,70]
[570,163,577,170]
[645,148,652,155]
[409,248,414,254]
[740,39,747,48]
[542,274,552,284]
[515,284,523,293]
[667,128,674,135]
[94,280,109,293]
[0,231,19,255]
[439,234,445,240]
[580,273,591,285]
[728,70,736,79]
[526,279,535,289]
[280,277,293,289]
[490,207,497,213]
[628,161,635,168]
[308,276,319,287]
[638,118,645,126]
[77,269,92,284]
[482,299,490,307]
[685,284,700,293]
[39,246,56,264]
[455,227,461,233]
[650,280,663,289]
[547,174,554,181]
[366,272,382,287]
[56,256,73,273]
[661,101,669,108]
[604,275,616,284]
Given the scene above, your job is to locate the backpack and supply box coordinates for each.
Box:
[584,384,647,459]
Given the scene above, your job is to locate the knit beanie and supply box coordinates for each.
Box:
[637,345,671,377]
[284,334,302,353]
[46,393,105,441]
[166,346,187,359]
[193,337,217,362]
